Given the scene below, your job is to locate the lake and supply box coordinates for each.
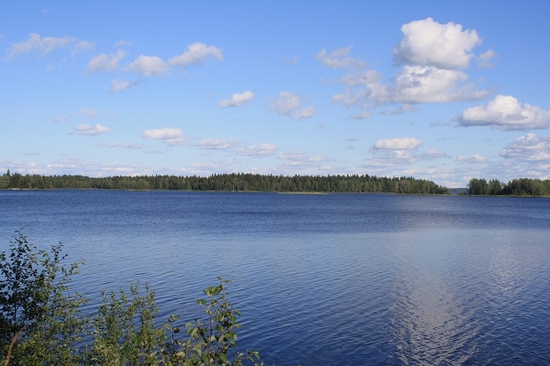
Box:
[1,190,550,364]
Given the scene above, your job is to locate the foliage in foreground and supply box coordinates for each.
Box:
[0,231,262,365]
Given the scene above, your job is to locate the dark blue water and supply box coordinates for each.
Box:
[1,190,550,364]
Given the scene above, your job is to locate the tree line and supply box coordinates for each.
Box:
[468,178,550,196]
[0,170,450,194]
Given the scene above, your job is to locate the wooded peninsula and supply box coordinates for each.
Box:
[0,171,448,194]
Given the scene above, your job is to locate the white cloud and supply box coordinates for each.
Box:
[4,33,93,60]
[477,49,498,69]
[499,133,550,161]
[197,138,240,150]
[316,46,365,69]
[333,65,488,107]
[455,95,550,131]
[387,65,490,103]
[219,91,254,108]
[142,128,183,140]
[110,79,137,92]
[122,42,222,77]
[72,123,110,135]
[127,55,168,76]
[330,18,488,112]
[393,17,482,69]
[237,143,277,157]
[456,154,486,163]
[373,137,423,150]
[168,42,223,67]
[86,50,127,73]
[270,91,316,120]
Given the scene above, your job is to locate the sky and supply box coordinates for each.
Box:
[2,1,550,188]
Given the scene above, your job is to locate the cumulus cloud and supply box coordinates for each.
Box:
[72,123,110,135]
[456,154,487,163]
[86,50,127,73]
[387,65,490,103]
[110,79,137,92]
[197,138,240,150]
[127,55,168,76]
[142,127,183,140]
[219,91,254,108]
[168,42,223,67]
[333,65,488,107]
[455,95,550,131]
[331,19,489,111]
[142,127,188,145]
[393,17,482,69]
[373,137,423,150]
[270,91,316,120]
[237,143,277,157]
[4,33,93,60]
[316,46,365,68]
[499,133,550,161]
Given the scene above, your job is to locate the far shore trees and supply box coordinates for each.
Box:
[0,171,449,194]
[468,177,550,196]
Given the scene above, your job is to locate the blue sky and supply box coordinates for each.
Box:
[2,1,550,187]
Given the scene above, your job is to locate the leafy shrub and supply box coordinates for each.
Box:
[1,231,262,365]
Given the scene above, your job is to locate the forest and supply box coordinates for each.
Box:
[468,178,550,196]
[0,170,449,195]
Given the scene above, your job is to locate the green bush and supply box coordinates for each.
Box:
[1,231,262,365]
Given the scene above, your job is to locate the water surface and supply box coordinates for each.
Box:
[1,190,549,364]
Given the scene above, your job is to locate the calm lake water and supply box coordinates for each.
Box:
[1,190,550,365]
